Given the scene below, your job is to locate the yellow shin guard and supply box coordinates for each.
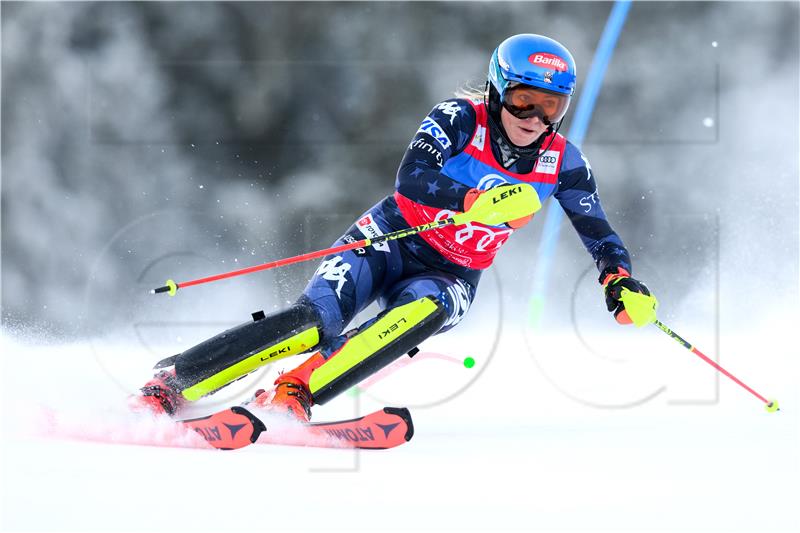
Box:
[309,296,447,405]
[175,304,321,401]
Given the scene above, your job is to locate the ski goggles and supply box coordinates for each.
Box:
[501,84,570,124]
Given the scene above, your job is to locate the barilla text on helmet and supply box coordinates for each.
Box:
[528,53,569,72]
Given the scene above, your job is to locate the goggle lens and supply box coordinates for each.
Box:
[501,85,570,124]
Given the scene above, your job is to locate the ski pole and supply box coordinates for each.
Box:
[652,319,779,412]
[618,289,779,412]
[151,183,541,296]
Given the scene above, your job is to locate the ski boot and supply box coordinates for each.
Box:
[251,352,326,423]
[129,369,185,416]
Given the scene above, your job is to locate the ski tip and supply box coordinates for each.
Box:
[180,406,266,450]
[230,406,268,437]
[383,407,414,442]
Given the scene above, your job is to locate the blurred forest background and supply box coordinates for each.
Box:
[1,1,798,341]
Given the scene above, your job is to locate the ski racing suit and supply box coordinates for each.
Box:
[169,98,633,407]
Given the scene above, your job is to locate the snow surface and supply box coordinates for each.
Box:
[1,319,798,533]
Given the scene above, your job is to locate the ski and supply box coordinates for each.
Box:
[179,406,413,451]
[178,406,266,450]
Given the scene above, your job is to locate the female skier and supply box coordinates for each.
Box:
[134,33,654,422]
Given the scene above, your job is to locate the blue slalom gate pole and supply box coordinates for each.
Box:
[528,0,633,328]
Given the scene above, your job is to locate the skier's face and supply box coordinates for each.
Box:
[500,106,548,147]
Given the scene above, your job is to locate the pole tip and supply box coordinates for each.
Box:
[765,400,780,413]
[151,279,178,296]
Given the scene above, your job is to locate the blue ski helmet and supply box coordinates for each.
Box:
[488,34,577,121]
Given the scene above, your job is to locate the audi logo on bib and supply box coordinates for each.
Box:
[534,150,561,175]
